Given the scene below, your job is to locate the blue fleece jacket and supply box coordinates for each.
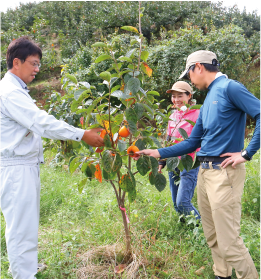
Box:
[158,75,260,159]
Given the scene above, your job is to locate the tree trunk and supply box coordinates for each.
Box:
[120,207,131,255]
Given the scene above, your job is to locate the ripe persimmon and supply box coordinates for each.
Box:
[127,145,139,158]
[100,130,113,141]
[100,129,107,138]
[119,126,130,138]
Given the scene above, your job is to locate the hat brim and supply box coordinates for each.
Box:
[166,89,187,94]
[179,68,189,80]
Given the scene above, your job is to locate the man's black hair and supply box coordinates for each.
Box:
[190,63,219,73]
[6,36,42,70]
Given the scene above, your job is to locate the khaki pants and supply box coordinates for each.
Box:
[197,162,259,279]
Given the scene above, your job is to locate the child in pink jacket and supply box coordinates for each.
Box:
[159,81,200,220]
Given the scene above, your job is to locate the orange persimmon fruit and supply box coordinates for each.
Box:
[100,129,107,138]
[100,129,113,141]
[119,126,130,138]
[127,145,139,158]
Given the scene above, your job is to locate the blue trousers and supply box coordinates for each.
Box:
[169,167,200,219]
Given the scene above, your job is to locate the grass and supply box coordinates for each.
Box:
[1,149,260,279]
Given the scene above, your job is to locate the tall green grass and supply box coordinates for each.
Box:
[1,149,260,279]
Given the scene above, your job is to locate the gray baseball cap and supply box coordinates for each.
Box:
[179,50,218,79]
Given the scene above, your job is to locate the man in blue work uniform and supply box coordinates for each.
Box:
[0,37,104,279]
[135,50,260,279]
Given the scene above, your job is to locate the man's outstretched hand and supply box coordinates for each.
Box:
[133,149,161,160]
[82,128,104,147]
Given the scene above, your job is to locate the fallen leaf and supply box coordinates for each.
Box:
[195,266,205,276]
[114,264,126,274]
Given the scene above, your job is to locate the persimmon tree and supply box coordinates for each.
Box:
[63,2,200,254]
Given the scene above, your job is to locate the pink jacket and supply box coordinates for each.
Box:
[167,108,200,160]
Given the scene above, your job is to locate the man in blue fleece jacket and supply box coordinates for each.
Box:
[135,50,260,279]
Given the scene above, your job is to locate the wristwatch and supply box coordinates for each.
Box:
[241,149,252,161]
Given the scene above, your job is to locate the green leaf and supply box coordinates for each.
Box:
[134,103,144,119]
[192,156,201,169]
[178,128,188,140]
[118,56,132,63]
[118,139,127,152]
[111,152,122,173]
[76,108,88,114]
[128,188,136,203]
[147,91,160,96]
[190,104,202,109]
[79,82,90,89]
[166,157,179,171]
[178,159,184,172]
[72,141,81,150]
[140,50,149,62]
[149,136,162,148]
[127,120,137,135]
[138,119,146,128]
[125,48,136,58]
[121,26,139,33]
[81,161,89,172]
[85,104,95,115]
[96,114,109,126]
[127,77,140,94]
[124,74,131,84]
[81,140,89,150]
[69,157,80,174]
[71,99,80,112]
[95,54,112,63]
[125,107,137,123]
[102,168,116,180]
[181,155,193,172]
[68,156,76,168]
[119,174,134,192]
[147,95,154,103]
[99,71,111,82]
[127,168,136,188]
[111,85,121,93]
[139,87,147,97]
[155,173,167,192]
[78,178,87,194]
[149,156,159,176]
[128,71,140,77]
[84,163,96,180]
[149,171,156,185]
[110,77,118,86]
[92,42,107,48]
[65,73,77,84]
[141,103,154,118]
[103,134,112,148]
[101,150,113,173]
[74,89,88,101]
[137,156,150,176]
[114,114,124,125]
[111,90,126,99]
[134,139,146,150]
[184,119,195,126]
[88,123,102,129]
